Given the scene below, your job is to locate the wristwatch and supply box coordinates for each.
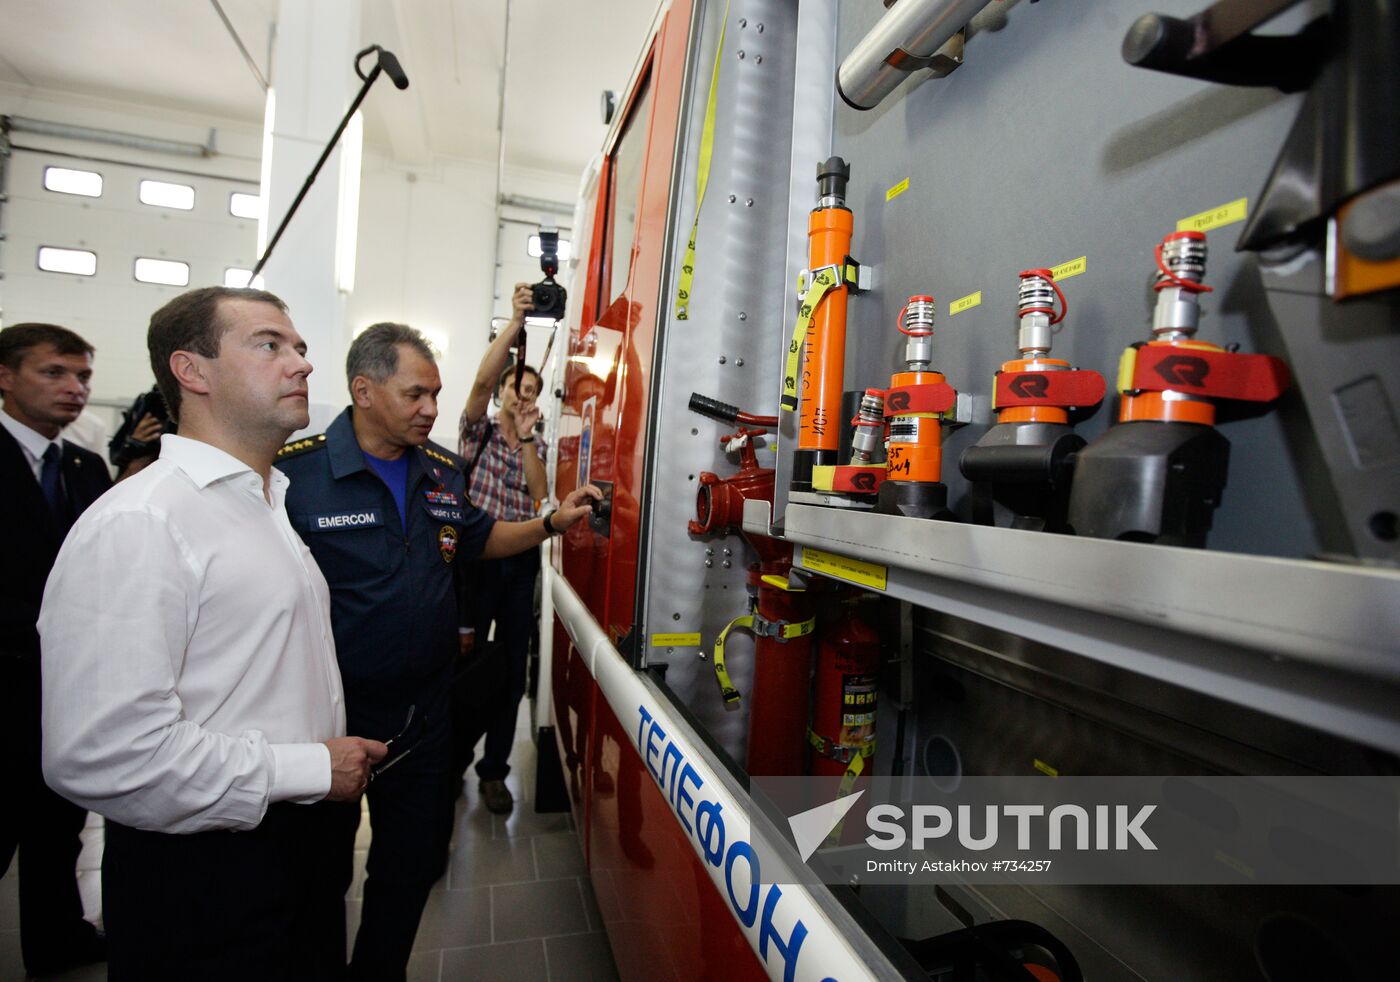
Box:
[519,435,535,444]
[541,507,563,535]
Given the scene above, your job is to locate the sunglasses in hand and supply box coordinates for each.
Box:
[369,704,428,782]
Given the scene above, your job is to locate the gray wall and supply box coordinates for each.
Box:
[832,0,1327,558]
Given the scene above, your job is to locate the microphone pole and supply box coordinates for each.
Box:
[251,45,409,279]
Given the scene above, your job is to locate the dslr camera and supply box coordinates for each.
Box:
[530,223,567,322]
[109,385,176,470]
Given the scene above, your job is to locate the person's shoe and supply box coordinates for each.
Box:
[479,778,514,814]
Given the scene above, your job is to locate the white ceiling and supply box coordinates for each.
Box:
[0,0,659,178]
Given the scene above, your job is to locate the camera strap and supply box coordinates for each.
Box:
[673,0,731,322]
[462,419,493,494]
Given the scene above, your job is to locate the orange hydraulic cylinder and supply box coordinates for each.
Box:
[997,358,1071,425]
[886,369,945,483]
[798,206,854,453]
[1119,339,1222,426]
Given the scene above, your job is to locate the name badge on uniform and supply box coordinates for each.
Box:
[426,506,465,523]
[424,488,460,506]
[439,525,459,563]
[311,509,383,531]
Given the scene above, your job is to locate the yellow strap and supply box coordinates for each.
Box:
[1116,345,1139,394]
[712,611,814,707]
[838,746,868,796]
[711,613,750,706]
[674,0,731,321]
[780,616,817,639]
[779,267,841,412]
[806,730,874,844]
[760,573,806,592]
[807,728,876,763]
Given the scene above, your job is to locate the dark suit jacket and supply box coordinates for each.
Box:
[0,424,113,659]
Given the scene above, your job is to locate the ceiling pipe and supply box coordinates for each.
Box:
[837,0,987,110]
[499,192,574,216]
[5,115,213,158]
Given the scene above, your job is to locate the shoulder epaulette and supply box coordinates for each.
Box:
[276,433,327,460]
[423,444,464,470]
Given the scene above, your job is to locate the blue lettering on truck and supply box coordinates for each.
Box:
[635,703,818,982]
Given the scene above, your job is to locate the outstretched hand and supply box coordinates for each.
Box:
[551,484,604,532]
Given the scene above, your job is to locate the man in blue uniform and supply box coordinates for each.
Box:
[276,322,598,982]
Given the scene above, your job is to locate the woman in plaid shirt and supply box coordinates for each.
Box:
[452,283,549,814]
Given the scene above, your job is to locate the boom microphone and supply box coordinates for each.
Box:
[377,48,410,90]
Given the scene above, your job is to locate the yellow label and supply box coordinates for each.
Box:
[650,633,701,648]
[885,177,910,202]
[798,546,888,591]
[949,290,982,316]
[1050,256,1087,281]
[1177,197,1248,233]
[1033,758,1059,777]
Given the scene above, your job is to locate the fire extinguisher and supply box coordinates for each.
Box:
[808,595,881,783]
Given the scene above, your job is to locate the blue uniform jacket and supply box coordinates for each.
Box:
[277,408,494,711]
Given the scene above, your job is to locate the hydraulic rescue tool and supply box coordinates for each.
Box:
[876,294,960,519]
[687,394,816,777]
[809,388,889,499]
[960,269,1105,531]
[785,157,867,494]
[1067,231,1291,546]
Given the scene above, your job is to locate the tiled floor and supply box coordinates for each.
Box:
[1,707,620,982]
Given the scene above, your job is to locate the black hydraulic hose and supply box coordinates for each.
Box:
[688,392,778,429]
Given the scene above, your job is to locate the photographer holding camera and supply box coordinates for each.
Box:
[109,386,175,479]
[451,281,549,813]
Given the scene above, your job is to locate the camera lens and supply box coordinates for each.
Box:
[531,281,567,320]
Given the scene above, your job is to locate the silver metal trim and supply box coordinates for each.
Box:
[785,504,1400,669]
[634,0,711,668]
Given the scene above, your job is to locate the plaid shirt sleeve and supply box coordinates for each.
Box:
[459,410,490,459]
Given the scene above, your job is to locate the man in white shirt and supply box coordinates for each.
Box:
[39,286,388,981]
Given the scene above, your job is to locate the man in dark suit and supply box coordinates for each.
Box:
[0,323,111,977]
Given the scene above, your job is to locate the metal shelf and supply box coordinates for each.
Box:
[752,502,1400,756]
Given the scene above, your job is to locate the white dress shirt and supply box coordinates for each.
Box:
[39,434,345,833]
[1,406,62,481]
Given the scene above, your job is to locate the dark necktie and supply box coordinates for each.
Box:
[40,443,69,524]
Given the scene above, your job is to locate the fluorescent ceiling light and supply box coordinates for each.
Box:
[224,267,265,289]
[230,192,261,219]
[139,180,195,210]
[44,167,103,197]
[134,257,190,286]
[37,246,97,275]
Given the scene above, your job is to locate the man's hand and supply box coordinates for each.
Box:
[514,401,542,440]
[551,484,604,533]
[510,282,534,325]
[323,736,389,801]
